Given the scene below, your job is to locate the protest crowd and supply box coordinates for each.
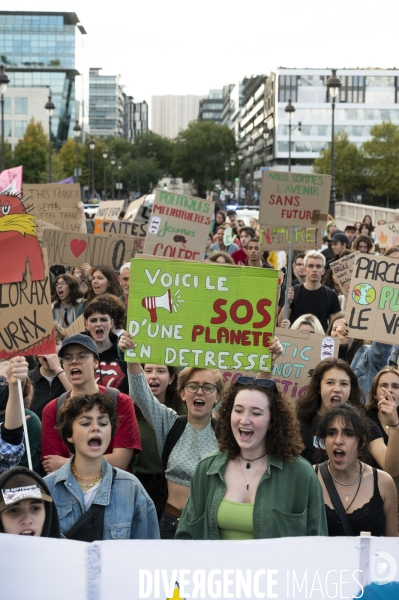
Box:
[1,174,399,548]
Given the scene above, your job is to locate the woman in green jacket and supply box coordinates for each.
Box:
[175,377,327,540]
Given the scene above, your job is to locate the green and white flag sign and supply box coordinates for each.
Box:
[126,257,279,371]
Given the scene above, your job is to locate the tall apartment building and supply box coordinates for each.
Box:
[198,89,223,124]
[0,11,83,147]
[125,96,148,140]
[89,68,125,137]
[151,94,206,139]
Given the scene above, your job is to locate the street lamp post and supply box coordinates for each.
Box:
[237,150,243,204]
[224,161,229,192]
[73,120,81,175]
[111,154,116,198]
[102,146,108,199]
[327,69,342,217]
[0,64,10,172]
[117,160,122,199]
[248,140,255,204]
[262,124,271,166]
[89,137,95,197]
[45,92,55,183]
[230,156,235,198]
[284,98,295,172]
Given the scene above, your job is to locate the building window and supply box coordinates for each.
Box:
[339,76,365,103]
[3,97,11,114]
[4,120,12,137]
[15,98,28,114]
[14,120,27,137]
[278,75,298,103]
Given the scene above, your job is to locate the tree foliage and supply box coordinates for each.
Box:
[362,121,399,205]
[313,131,365,200]
[173,122,237,196]
[13,119,48,183]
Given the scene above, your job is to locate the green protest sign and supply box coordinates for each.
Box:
[126,257,279,371]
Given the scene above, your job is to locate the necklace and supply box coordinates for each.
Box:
[77,475,102,489]
[341,467,363,511]
[327,460,362,486]
[240,452,268,469]
[187,417,212,428]
[238,456,267,490]
[72,464,102,482]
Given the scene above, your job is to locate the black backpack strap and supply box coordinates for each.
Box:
[162,416,187,471]
[56,391,71,423]
[319,462,354,536]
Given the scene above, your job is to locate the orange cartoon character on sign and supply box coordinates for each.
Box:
[0,193,44,284]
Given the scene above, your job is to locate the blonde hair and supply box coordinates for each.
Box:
[177,367,225,395]
[304,250,326,268]
[291,314,325,335]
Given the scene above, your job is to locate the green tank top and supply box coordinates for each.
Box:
[217,498,254,540]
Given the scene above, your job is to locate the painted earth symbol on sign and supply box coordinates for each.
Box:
[352,283,376,305]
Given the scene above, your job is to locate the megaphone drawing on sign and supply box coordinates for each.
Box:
[142,290,173,323]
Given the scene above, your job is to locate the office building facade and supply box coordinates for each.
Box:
[125,97,148,139]
[0,11,82,147]
[89,68,125,138]
[151,94,205,139]
[198,89,223,124]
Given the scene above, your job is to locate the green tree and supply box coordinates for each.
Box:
[173,122,237,196]
[313,131,364,200]
[13,118,48,183]
[362,121,399,206]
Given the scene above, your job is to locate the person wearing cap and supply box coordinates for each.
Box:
[326,232,350,268]
[0,357,29,474]
[344,225,357,245]
[41,334,141,475]
[0,466,61,537]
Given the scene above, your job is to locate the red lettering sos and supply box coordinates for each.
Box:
[210,299,271,329]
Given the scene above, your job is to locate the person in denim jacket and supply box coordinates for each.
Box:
[45,392,159,540]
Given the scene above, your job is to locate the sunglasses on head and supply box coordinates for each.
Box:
[236,376,276,389]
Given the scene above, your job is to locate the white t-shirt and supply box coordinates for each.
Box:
[83,480,101,509]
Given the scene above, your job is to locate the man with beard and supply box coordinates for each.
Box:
[41,334,141,474]
[118,262,130,307]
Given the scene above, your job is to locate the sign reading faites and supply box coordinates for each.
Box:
[23,184,82,232]
[94,219,148,252]
[0,250,55,358]
[42,228,137,271]
[346,253,399,343]
[259,171,331,228]
[143,189,214,261]
[126,257,278,371]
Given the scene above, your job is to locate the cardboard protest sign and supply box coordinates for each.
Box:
[375,221,399,249]
[0,193,45,284]
[36,219,62,244]
[259,226,322,251]
[143,189,215,261]
[259,171,331,228]
[65,314,85,336]
[329,252,357,299]
[94,219,148,252]
[42,228,137,270]
[95,200,124,220]
[125,196,148,221]
[221,327,338,400]
[0,249,56,358]
[345,253,399,343]
[23,184,81,232]
[125,256,278,372]
[0,165,22,193]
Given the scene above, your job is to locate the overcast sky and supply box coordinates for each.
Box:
[10,0,399,102]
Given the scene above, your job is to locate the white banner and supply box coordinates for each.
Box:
[0,535,398,599]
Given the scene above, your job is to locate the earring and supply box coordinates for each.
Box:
[168,382,172,386]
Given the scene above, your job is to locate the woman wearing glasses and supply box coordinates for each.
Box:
[52,274,84,328]
[175,376,327,539]
[119,332,284,539]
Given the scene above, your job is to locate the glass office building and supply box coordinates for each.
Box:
[0,11,81,146]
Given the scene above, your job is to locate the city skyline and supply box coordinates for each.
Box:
[8,0,399,107]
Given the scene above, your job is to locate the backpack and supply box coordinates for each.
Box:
[55,387,119,423]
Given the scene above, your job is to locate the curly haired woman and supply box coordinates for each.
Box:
[175,377,327,540]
